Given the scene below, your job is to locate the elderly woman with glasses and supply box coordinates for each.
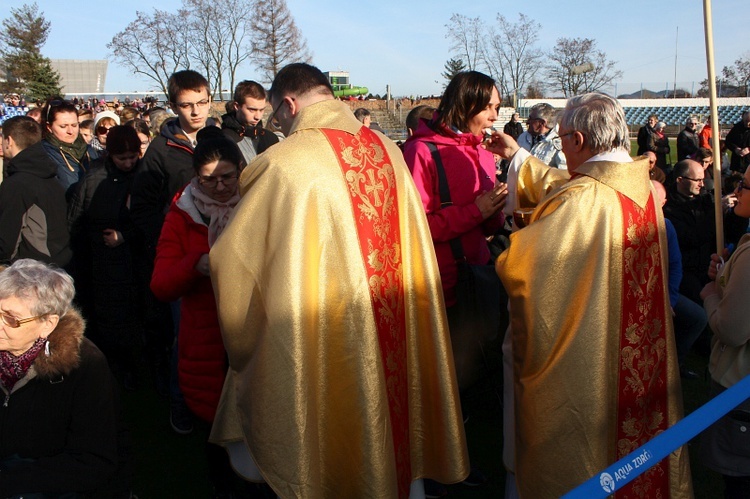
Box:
[150,127,244,495]
[700,167,750,499]
[40,98,94,199]
[0,259,124,497]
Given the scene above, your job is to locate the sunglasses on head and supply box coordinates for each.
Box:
[45,99,64,123]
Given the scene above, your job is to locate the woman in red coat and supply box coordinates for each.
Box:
[150,128,243,495]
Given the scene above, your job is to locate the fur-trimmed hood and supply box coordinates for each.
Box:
[33,308,85,379]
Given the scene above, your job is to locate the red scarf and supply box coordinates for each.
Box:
[0,337,47,392]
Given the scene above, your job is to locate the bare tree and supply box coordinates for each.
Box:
[250,0,312,84]
[109,1,255,99]
[183,0,254,100]
[485,13,543,101]
[700,52,750,97]
[525,79,545,99]
[546,37,622,97]
[445,14,485,72]
[107,9,191,98]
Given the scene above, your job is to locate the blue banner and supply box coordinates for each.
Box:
[0,106,30,125]
[563,373,750,498]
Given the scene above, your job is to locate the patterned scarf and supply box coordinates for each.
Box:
[189,178,240,247]
[0,336,47,392]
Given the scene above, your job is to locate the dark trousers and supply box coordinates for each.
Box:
[672,293,708,366]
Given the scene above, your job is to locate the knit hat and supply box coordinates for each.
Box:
[94,110,121,129]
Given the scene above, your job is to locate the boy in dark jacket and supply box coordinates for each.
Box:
[0,116,71,267]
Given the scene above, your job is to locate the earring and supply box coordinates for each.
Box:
[44,339,51,357]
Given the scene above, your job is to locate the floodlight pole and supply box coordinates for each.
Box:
[673,26,678,98]
[702,0,724,254]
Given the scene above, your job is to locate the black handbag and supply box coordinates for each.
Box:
[426,142,502,390]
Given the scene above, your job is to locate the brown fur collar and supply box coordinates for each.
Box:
[32,308,85,379]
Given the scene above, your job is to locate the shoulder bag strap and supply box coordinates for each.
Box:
[425,142,465,262]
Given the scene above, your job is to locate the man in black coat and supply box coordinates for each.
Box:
[0,116,71,267]
[503,112,524,140]
[676,117,699,160]
[725,110,750,173]
[664,159,716,304]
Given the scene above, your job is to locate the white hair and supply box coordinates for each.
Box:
[558,93,630,154]
[0,259,75,317]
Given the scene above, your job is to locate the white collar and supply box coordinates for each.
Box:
[586,149,633,164]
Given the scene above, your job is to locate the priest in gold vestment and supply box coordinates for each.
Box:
[488,93,693,498]
[208,63,469,498]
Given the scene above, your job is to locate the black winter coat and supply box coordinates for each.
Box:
[68,159,144,348]
[0,310,129,497]
[0,142,71,267]
[129,118,215,255]
[725,121,750,173]
[220,112,280,165]
[664,187,716,302]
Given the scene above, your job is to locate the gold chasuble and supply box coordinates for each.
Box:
[497,156,693,498]
[209,100,469,498]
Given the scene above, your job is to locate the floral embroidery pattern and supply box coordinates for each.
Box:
[323,127,410,498]
[616,193,670,498]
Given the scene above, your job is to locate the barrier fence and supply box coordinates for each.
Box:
[563,373,750,498]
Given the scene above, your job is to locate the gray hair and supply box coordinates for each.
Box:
[528,103,558,126]
[148,109,170,136]
[0,259,75,317]
[558,93,630,155]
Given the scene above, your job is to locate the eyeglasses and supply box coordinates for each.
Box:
[0,311,44,328]
[558,130,576,139]
[738,178,750,191]
[265,99,286,131]
[96,125,112,135]
[526,117,544,124]
[198,172,239,188]
[174,99,210,111]
[681,176,705,184]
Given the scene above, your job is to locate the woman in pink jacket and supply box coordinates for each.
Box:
[402,70,507,494]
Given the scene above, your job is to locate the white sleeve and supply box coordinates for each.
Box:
[503,148,531,218]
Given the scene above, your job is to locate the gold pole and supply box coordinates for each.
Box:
[702,0,724,254]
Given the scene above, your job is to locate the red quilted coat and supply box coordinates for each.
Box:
[151,184,226,422]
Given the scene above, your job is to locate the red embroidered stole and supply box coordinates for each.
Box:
[615,192,670,498]
[322,127,411,498]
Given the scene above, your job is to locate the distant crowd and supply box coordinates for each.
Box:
[0,65,749,498]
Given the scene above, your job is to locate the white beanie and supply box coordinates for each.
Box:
[94,110,121,129]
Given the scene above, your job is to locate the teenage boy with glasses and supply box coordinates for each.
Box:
[130,70,215,436]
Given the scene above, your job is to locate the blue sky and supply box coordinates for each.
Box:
[2,0,745,97]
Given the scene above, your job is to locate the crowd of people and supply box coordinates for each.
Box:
[0,65,749,498]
